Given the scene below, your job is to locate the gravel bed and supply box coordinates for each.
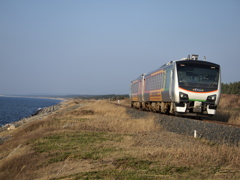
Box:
[157,115,240,146]
[127,108,240,146]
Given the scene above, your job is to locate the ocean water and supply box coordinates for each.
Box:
[0,96,61,126]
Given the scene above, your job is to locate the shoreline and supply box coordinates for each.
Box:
[0,100,68,144]
[0,95,66,101]
[0,98,68,133]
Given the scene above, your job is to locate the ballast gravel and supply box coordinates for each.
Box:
[127,108,240,146]
[158,115,240,146]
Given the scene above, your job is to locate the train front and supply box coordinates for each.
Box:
[175,59,221,117]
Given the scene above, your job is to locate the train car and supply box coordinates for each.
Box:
[130,54,221,117]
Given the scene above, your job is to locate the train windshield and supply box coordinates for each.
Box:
[177,62,219,89]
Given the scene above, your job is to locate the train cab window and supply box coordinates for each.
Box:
[177,62,219,89]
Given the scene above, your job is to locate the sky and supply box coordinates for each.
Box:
[0,0,240,95]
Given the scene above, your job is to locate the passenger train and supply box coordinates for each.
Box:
[130,55,221,117]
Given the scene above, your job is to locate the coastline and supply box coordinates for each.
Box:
[0,99,69,145]
[0,98,67,133]
[0,95,66,101]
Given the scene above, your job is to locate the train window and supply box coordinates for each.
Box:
[152,76,154,90]
[158,74,160,89]
[160,73,163,89]
[155,75,157,88]
[154,75,157,90]
[145,77,150,91]
[177,63,219,89]
[147,72,166,90]
[145,73,166,91]
[160,74,162,88]
[153,76,155,90]
[151,77,153,90]
[131,82,139,93]
[156,75,158,89]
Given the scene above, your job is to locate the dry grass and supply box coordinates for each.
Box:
[0,99,240,180]
[64,100,158,133]
[215,94,240,124]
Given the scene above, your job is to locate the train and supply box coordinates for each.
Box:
[130,54,221,117]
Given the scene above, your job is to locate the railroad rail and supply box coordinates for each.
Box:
[114,102,240,145]
[114,102,240,128]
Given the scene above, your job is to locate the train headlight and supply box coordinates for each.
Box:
[206,95,216,103]
[179,92,189,101]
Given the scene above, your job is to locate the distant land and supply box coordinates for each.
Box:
[0,94,129,100]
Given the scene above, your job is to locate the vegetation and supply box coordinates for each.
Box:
[214,94,240,124]
[0,99,240,179]
[76,94,129,100]
[221,81,240,95]
[38,94,130,100]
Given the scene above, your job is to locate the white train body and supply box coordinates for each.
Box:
[130,55,221,117]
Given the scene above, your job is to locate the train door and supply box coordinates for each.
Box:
[169,69,173,100]
[138,81,142,102]
[141,75,145,102]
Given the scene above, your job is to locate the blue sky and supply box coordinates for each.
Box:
[0,0,239,95]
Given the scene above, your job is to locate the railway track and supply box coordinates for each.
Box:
[114,102,240,145]
[201,119,240,128]
[115,102,240,128]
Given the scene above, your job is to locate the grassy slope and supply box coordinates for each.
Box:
[0,99,240,180]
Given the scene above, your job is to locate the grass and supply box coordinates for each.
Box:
[33,131,124,163]
[54,164,191,180]
[214,94,240,124]
[0,99,240,180]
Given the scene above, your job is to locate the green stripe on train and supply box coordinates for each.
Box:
[189,99,206,102]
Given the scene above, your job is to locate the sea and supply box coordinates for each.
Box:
[0,96,61,126]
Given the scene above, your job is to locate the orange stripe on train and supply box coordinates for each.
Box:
[179,87,218,93]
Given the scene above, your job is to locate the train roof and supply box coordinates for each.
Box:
[161,59,220,69]
[131,54,220,83]
[160,54,220,68]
